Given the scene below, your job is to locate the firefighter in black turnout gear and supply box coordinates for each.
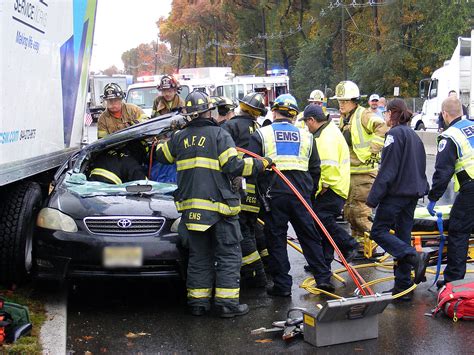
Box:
[89,148,146,184]
[222,92,268,288]
[155,90,272,318]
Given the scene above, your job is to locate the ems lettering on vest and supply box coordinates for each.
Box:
[274,130,300,142]
[189,212,201,220]
[183,136,206,148]
[461,125,474,138]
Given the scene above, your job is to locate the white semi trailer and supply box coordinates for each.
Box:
[0,0,98,284]
[416,30,473,130]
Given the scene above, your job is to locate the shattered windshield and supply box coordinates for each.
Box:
[63,172,177,198]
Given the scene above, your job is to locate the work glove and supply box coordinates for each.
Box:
[231,176,244,193]
[365,153,380,168]
[427,200,437,217]
[261,157,275,171]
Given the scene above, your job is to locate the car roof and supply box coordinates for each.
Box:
[74,113,183,170]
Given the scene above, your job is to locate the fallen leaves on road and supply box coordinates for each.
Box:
[255,339,273,343]
[125,332,151,339]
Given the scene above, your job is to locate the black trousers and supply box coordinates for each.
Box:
[444,182,474,282]
[263,194,332,291]
[239,211,265,279]
[370,196,418,289]
[313,189,358,267]
[182,217,242,308]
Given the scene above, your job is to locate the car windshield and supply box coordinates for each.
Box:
[126,87,160,109]
[63,172,177,198]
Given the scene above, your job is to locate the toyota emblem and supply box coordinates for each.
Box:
[117,218,132,228]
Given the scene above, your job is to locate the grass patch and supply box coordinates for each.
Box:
[0,285,46,354]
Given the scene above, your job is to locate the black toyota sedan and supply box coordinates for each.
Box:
[35,114,186,281]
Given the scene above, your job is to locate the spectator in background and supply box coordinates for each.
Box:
[378,97,387,112]
[437,90,469,132]
[369,94,383,118]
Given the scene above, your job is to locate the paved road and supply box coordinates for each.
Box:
[66,150,473,353]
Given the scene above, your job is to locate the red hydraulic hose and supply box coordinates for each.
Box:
[238,147,373,296]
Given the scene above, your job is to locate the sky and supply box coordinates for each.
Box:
[90,0,172,72]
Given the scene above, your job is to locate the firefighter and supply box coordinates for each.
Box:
[334,81,389,247]
[210,96,236,125]
[248,94,334,297]
[427,96,474,288]
[299,104,358,269]
[295,89,326,129]
[222,92,268,288]
[366,99,430,299]
[97,83,148,139]
[155,90,272,317]
[89,148,146,184]
[151,75,185,118]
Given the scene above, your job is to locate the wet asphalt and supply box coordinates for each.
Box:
[67,156,474,354]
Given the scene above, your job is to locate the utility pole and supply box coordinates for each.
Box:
[341,4,347,80]
[154,37,158,75]
[372,0,381,53]
[177,30,183,72]
[262,8,268,75]
[214,18,219,67]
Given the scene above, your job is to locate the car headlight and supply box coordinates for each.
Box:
[170,217,181,233]
[37,208,78,233]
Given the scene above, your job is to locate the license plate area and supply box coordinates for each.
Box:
[103,247,143,267]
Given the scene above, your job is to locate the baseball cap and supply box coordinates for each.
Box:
[299,104,327,121]
[369,94,380,102]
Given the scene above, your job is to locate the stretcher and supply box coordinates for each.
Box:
[363,205,474,260]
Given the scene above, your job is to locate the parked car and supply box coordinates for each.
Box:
[35,114,187,282]
[326,107,341,126]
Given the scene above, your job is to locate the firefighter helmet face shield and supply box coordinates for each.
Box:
[238,92,267,116]
[101,83,126,101]
[271,94,299,117]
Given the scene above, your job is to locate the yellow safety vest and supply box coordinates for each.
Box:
[439,119,474,192]
[314,121,350,199]
[349,106,384,174]
[257,122,312,171]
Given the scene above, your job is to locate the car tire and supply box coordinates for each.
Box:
[0,181,42,285]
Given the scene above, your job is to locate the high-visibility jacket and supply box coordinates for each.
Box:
[97,103,148,139]
[222,115,261,213]
[257,122,313,171]
[155,118,263,232]
[439,118,474,192]
[151,95,185,118]
[313,120,350,199]
[340,106,387,174]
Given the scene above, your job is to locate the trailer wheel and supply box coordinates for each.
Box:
[0,182,42,285]
[415,121,426,131]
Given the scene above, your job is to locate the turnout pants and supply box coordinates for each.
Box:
[313,189,358,268]
[370,196,418,289]
[263,194,332,292]
[345,173,376,243]
[183,217,243,308]
[444,182,474,282]
[239,212,266,281]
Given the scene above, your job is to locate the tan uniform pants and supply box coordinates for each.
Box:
[344,173,376,243]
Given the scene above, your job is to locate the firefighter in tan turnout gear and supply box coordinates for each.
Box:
[151,75,185,117]
[334,81,389,246]
[97,83,148,139]
[154,90,272,318]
